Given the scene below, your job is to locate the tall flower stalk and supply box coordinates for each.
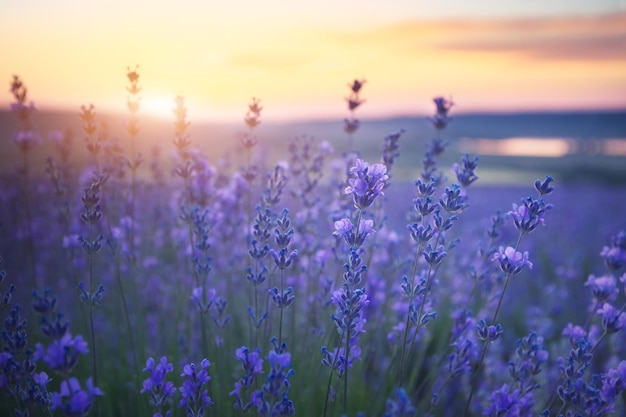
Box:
[463,176,554,417]
[269,209,297,347]
[344,79,366,152]
[322,158,387,416]
[78,176,106,388]
[9,75,40,288]
[125,65,142,261]
[241,97,262,238]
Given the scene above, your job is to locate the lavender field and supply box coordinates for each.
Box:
[2,73,626,417]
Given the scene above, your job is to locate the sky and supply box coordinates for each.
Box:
[2,0,626,121]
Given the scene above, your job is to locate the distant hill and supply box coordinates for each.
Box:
[1,109,625,184]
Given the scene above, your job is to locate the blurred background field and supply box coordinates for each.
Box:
[2,109,625,185]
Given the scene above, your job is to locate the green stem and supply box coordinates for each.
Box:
[278,268,285,346]
[322,332,345,417]
[398,240,425,384]
[462,233,525,417]
[344,325,351,415]
[21,150,37,289]
[87,222,99,387]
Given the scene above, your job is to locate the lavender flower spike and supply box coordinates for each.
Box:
[179,359,213,417]
[141,356,176,409]
[344,159,388,209]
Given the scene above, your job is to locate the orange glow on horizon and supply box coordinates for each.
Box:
[1,8,625,122]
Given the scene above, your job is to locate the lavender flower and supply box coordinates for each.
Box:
[507,195,552,235]
[77,281,105,306]
[250,348,295,417]
[344,159,388,209]
[141,356,176,410]
[600,231,626,272]
[179,359,213,417]
[482,384,527,416]
[429,97,453,130]
[230,346,265,412]
[235,347,264,387]
[492,246,533,275]
[476,319,504,342]
[452,154,479,187]
[50,377,103,417]
[382,129,405,173]
[599,360,626,406]
[333,218,375,248]
[585,275,619,305]
[383,388,416,417]
[34,333,88,375]
[597,303,625,333]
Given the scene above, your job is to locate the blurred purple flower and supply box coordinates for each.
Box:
[433,97,453,117]
[598,303,626,333]
[601,245,626,272]
[600,360,626,404]
[34,333,88,374]
[585,274,619,304]
[562,323,587,346]
[348,79,366,93]
[50,377,103,417]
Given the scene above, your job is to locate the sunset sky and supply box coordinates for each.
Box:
[2,0,625,121]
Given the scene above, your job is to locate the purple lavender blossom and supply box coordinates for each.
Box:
[141,356,176,410]
[235,346,263,387]
[50,377,103,417]
[382,129,405,170]
[599,360,626,406]
[433,97,453,117]
[534,176,555,196]
[269,287,295,309]
[30,371,52,407]
[492,246,533,275]
[333,218,375,248]
[452,154,479,188]
[601,242,626,272]
[422,244,447,267]
[407,223,434,245]
[507,195,552,235]
[344,159,388,209]
[429,97,454,130]
[562,323,587,346]
[482,384,527,416]
[585,274,619,305]
[383,388,416,417]
[250,349,295,417]
[77,281,105,306]
[476,319,504,342]
[34,333,88,375]
[597,303,626,333]
[190,287,216,314]
[344,118,360,135]
[179,359,213,417]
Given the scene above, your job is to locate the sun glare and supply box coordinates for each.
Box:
[458,137,573,157]
[141,97,175,120]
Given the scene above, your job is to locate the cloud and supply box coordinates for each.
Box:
[335,12,626,62]
[438,14,626,61]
